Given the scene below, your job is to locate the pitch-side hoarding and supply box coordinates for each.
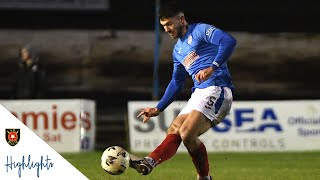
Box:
[1,99,95,153]
[128,100,320,152]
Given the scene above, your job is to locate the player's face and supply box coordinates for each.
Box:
[160,15,184,39]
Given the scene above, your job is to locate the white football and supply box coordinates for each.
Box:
[101,146,130,175]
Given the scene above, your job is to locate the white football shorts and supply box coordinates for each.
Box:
[179,86,233,126]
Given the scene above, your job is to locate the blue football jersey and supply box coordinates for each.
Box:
[156,23,237,111]
[173,23,236,90]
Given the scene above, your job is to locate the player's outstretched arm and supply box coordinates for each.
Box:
[137,107,160,123]
[138,59,187,123]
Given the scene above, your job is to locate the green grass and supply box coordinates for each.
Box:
[62,151,320,180]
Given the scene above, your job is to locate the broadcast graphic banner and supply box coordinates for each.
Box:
[0,99,95,153]
[0,105,88,179]
[128,100,320,152]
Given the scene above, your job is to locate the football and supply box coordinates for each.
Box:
[101,146,130,175]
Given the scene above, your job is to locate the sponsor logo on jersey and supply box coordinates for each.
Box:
[6,128,20,146]
[183,50,199,70]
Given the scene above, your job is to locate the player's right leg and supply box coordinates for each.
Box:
[129,155,155,175]
[130,114,188,175]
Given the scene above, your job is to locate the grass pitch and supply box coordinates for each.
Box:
[62,151,320,180]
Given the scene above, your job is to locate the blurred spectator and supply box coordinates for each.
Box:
[13,44,46,99]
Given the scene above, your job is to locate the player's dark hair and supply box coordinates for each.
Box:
[159,0,184,19]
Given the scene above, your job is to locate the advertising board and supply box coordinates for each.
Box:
[128,100,320,152]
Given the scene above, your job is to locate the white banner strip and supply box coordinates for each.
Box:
[128,100,320,152]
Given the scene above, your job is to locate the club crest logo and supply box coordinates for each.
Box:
[6,129,20,146]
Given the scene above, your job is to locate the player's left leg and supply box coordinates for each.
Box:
[180,86,233,179]
[179,110,212,179]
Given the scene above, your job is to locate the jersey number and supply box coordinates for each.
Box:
[205,96,216,110]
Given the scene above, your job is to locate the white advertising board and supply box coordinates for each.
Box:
[0,105,89,179]
[0,99,95,153]
[128,100,320,152]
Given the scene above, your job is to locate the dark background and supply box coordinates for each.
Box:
[1,0,320,32]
